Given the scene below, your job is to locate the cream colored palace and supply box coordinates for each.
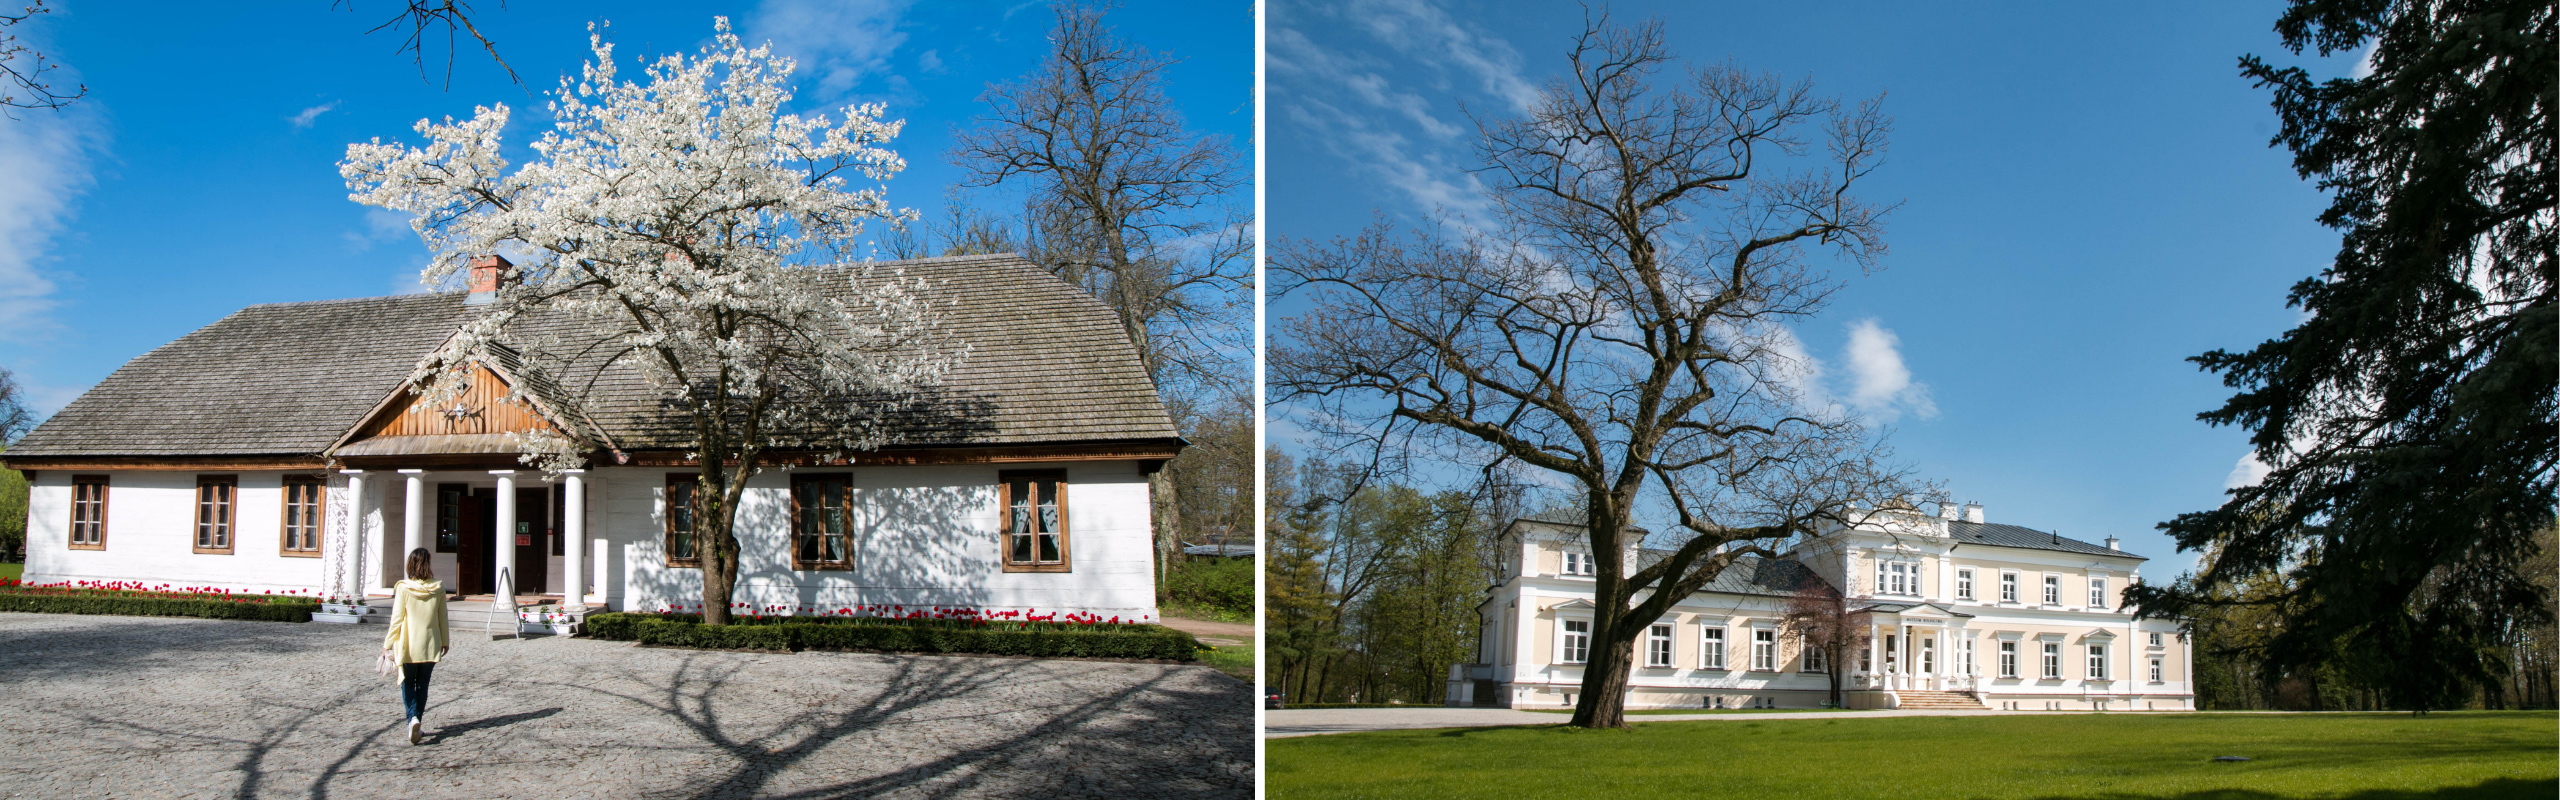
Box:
[1452,502,2195,712]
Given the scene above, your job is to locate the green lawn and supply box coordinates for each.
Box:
[1268,711,2557,800]
[1197,641,1253,682]
[0,563,18,582]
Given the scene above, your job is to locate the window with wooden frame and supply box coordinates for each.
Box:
[998,470,1069,572]
[194,475,238,554]
[279,475,325,557]
[67,475,107,550]
[434,484,465,553]
[791,474,853,570]
[664,473,701,568]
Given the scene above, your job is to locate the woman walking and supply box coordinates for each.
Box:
[383,548,450,745]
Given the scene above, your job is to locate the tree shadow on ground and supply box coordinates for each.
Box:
[0,614,362,684]
[549,650,1250,800]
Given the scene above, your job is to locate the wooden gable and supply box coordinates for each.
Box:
[348,364,560,440]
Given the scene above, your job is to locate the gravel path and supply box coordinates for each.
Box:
[0,612,1251,799]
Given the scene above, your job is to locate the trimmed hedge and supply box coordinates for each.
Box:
[587,611,1202,661]
[0,591,316,622]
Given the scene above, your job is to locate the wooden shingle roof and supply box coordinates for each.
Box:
[9,254,1178,460]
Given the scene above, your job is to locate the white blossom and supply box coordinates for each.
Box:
[342,17,958,477]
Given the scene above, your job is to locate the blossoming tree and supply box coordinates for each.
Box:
[342,18,956,625]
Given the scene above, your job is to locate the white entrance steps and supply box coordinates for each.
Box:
[351,595,590,638]
[1894,690,1990,710]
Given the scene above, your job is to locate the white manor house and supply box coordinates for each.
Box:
[1454,503,2195,712]
[4,254,1180,624]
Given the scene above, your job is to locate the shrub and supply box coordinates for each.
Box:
[634,617,794,651]
[1161,556,1253,616]
[0,590,315,622]
[586,611,1203,661]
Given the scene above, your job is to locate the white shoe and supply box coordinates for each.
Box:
[408,718,422,745]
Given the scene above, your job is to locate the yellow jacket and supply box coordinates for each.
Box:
[382,579,450,664]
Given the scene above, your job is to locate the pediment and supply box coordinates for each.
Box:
[327,363,568,456]
[1548,598,1596,612]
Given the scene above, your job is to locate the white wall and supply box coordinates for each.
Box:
[21,460,1161,620]
[23,470,339,597]
[608,461,1160,619]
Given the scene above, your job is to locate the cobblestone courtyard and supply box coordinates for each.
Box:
[0,613,1252,799]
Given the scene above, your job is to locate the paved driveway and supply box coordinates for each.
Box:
[0,613,1251,799]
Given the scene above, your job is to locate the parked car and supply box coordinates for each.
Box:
[1264,687,1283,710]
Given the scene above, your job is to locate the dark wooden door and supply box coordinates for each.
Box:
[514,487,548,595]
[458,489,490,595]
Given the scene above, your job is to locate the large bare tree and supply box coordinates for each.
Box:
[952,1,1249,587]
[1272,16,1907,728]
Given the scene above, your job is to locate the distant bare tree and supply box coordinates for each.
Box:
[0,367,33,444]
[953,0,1249,588]
[1782,580,1872,707]
[0,1,82,115]
[1273,14,1907,728]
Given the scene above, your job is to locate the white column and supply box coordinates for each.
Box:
[492,470,517,613]
[400,470,426,574]
[592,537,611,609]
[561,470,586,612]
[340,470,368,601]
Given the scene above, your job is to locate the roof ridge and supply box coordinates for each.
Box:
[241,292,460,310]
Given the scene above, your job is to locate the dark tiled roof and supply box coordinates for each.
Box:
[12,293,473,456]
[1631,551,1830,598]
[1948,520,2143,560]
[10,254,1176,458]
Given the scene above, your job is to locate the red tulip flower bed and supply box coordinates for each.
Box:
[585,604,1203,660]
[0,579,320,622]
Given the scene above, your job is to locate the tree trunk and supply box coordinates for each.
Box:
[694,461,743,626]
[1152,469,1180,598]
[1569,635,1635,728]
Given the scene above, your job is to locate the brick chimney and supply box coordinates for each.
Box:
[465,255,513,306]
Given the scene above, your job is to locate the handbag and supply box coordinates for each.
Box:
[375,647,399,679]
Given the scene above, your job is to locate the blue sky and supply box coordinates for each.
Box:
[1267,1,2367,575]
[0,0,1250,413]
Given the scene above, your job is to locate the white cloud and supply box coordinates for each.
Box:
[917,48,944,74]
[1339,0,1538,114]
[2223,451,2272,490]
[747,0,910,101]
[0,93,100,343]
[2349,41,2378,79]
[389,261,436,295]
[1269,23,1486,217]
[1842,318,1936,422]
[342,207,416,252]
[290,100,340,130]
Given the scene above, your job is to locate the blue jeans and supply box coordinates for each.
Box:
[400,662,435,722]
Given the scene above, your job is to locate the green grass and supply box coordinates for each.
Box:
[1268,711,2558,800]
[1518,707,1854,715]
[1160,601,1251,624]
[0,563,19,582]
[1197,642,1253,682]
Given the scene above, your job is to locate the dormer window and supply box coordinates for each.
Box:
[1561,551,1595,576]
